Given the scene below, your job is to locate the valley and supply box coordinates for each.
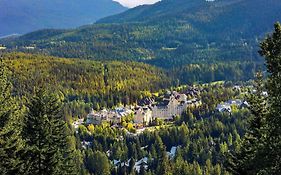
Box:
[1,0,281,174]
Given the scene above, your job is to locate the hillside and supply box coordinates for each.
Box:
[1,0,279,68]
[3,52,171,108]
[99,0,281,38]
[0,0,127,37]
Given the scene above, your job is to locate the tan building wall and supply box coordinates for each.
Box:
[134,108,153,125]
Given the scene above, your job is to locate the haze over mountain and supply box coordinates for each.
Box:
[0,0,127,37]
[113,0,160,8]
[1,0,281,69]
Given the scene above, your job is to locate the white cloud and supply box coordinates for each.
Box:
[114,0,160,8]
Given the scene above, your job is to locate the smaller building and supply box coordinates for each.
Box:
[216,104,232,113]
[86,110,106,125]
[107,111,122,125]
[262,91,268,97]
[23,46,35,50]
[233,85,241,91]
[216,99,248,113]
[86,107,132,125]
[0,46,6,50]
[226,99,243,106]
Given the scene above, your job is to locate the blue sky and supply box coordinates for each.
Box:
[114,0,160,8]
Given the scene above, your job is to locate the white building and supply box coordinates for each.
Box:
[23,46,35,50]
[216,104,232,113]
[216,99,249,113]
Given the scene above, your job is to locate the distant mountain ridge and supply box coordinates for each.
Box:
[97,0,206,23]
[0,0,127,37]
[97,0,250,23]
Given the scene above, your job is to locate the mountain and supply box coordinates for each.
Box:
[97,0,206,23]
[1,0,280,69]
[0,0,127,37]
[98,0,281,38]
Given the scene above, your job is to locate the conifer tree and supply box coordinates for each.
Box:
[227,71,268,174]
[0,57,25,174]
[22,88,76,174]
[85,150,110,175]
[228,22,281,175]
[259,22,281,174]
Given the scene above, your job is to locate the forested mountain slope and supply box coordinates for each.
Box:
[1,0,279,69]
[99,0,281,39]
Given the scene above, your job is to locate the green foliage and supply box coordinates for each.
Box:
[2,52,174,122]
[0,58,25,174]
[22,89,77,174]
[85,150,111,175]
[0,59,250,174]
[227,72,267,174]
[228,22,281,175]
[258,22,281,174]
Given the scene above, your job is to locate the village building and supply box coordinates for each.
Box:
[233,85,241,91]
[0,46,6,50]
[86,109,107,125]
[134,106,153,125]
[216,104,232,113]
[85,90,202,126]
[151,92,200,121]
[86,107,133,125]
[216,99,249,113]
[23,46,35,50]
[185,86,201,97]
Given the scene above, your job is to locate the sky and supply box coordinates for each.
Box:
[114,0,160,8]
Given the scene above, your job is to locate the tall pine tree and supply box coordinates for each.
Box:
[259,22,281,174]
[228,22,281,175]
[0,56,25,174]
[227,71,268,174]
[22,88,77,174]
